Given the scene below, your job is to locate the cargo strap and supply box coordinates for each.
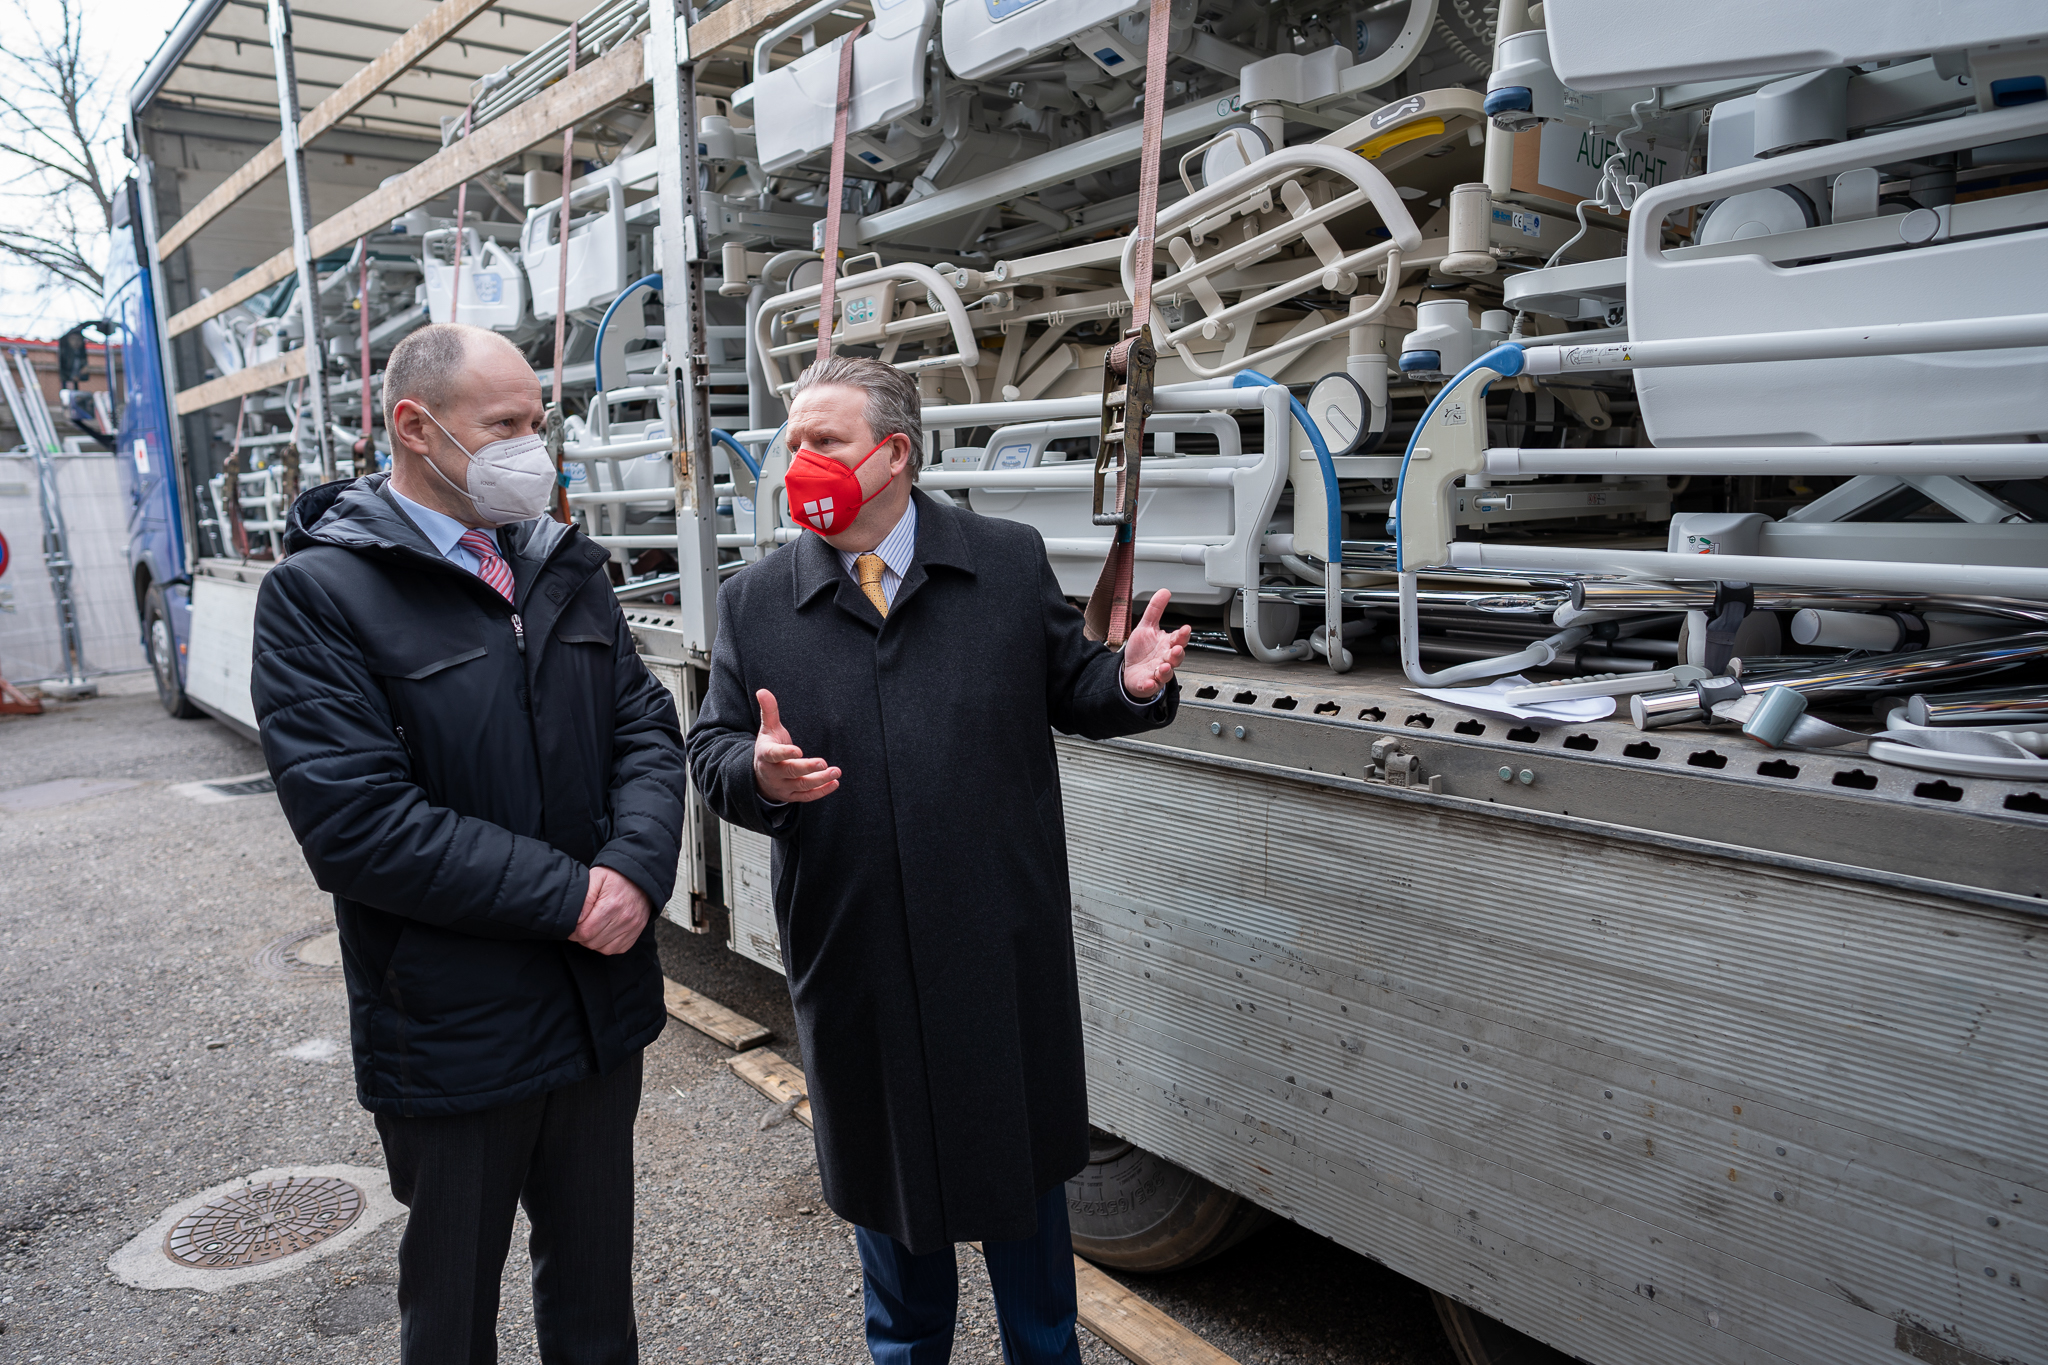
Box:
[815,22,866,365]
[356,237,373,464]
[447,103,475,324]
[548,21,579,523]
[1084,0,1173,648]
[223,395,251,559]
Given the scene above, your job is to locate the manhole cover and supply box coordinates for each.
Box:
[254,926,345,980]
[163,1176,364,1269]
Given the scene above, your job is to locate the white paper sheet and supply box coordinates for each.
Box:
[1404,675,1617,724]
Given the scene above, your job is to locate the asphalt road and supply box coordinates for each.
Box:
[0,676,1457,1364]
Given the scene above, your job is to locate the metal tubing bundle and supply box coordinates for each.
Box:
[466,0,651,134]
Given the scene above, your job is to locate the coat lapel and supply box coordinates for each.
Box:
[891,489,975,619]
[502,515,576,610]
[791,527,882,628]
[789,490,978,629]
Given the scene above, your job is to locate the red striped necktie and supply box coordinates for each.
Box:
[457,528,516,603]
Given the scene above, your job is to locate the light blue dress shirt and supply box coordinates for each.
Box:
[835,497,918,609]
[389,485,484,576]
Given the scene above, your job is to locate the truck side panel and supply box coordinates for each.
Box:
[1059,737,2041,1365]
[185,564,263,737]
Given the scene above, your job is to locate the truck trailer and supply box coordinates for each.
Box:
[110,2,2048,1361]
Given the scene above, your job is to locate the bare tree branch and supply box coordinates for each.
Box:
[0,0,122,302]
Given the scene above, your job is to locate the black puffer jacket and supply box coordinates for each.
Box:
[252,475,684,1117]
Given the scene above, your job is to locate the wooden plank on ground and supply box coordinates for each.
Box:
[1071,1257,1242,1365]
[730,1048,1241,1365]
[165,35,648,340]
[172,347,310,414]
[664,976,771,1050]
[729,1047,811,1127]
[155,0,504,258]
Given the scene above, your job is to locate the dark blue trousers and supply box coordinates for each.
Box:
[854,1183,1083,1365]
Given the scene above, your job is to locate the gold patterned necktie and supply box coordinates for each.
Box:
[855,552,889,617]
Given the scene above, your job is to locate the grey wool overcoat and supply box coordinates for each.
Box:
[686,488,1177,1253]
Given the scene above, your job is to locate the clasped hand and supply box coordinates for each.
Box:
[571,866,652,955]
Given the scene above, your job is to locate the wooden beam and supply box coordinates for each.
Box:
[664,978,772,1050]
[156,0,502,259]
[684,0,825,57]
[166,34,649,341]
[1070,1259,1243,1365]
[173,348,310,415]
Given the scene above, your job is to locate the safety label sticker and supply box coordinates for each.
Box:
[1563,344,1634,369]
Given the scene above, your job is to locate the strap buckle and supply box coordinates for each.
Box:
[1091,325,1156,528]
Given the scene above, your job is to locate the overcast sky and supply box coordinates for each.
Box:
[0,0,189,338]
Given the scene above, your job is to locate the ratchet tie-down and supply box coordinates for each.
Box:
[1084,0,1172,649]
[814,17,865,366]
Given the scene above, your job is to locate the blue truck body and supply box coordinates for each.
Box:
[107,178,193,697]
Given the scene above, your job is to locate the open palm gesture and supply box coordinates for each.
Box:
[753,689,841,803]
[1121,590,1189,701]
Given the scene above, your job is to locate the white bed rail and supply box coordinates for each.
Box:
[754,261,985,402]
[1120,145,1422,380]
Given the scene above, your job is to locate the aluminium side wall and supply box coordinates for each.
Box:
[1060,736,2042,1365]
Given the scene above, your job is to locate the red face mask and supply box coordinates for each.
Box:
[785,436,892,535]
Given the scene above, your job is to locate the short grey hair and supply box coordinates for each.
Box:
[791,355,922,480]
[382,323,479,417]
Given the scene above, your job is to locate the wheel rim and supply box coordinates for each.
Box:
[150,615,176,698]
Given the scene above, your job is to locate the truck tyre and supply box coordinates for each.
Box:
[1433,1293,1581,1365]
[1066,1131,1272,1272]
[144,585,202,720]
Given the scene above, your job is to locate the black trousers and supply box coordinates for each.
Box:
[375,1052,643,1365]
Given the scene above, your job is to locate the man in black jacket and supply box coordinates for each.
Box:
[687,356,1189,1364]
[252,324,686,1364]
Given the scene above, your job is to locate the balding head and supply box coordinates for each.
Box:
[383,323,513,415]
[383,323,547,528]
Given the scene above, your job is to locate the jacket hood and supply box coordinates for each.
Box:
[283,473,572,564]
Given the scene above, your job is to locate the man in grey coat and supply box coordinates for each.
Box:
[686,355,1188,1363]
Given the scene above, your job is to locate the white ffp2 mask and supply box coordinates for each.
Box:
[416,407,558,527]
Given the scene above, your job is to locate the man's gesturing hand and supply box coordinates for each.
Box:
[571,866,651,955]
[753,689,841,803]
[1122,589,1191,701]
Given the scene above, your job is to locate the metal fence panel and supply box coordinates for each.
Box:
[0,452,148,684]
